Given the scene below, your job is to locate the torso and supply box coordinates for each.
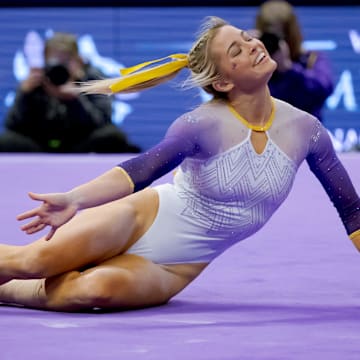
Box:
[174,126,297,244]
[125,98,317,272]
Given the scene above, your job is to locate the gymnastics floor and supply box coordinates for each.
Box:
[1,153,360,360]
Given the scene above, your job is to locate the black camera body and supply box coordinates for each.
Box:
[259,32,281,56]
[44,63,70,86]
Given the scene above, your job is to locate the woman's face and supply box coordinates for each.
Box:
[210,25,276,92]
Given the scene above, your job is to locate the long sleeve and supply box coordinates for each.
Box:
[306,120,360,236]
[118,111,204,192]
[119,136,200,192]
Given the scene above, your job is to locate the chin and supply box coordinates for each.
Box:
[268,57,277,71]
[266,59,277,77]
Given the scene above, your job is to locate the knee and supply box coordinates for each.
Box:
[82,270,135,307]
[48,270,136,310]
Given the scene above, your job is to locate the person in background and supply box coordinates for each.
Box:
[255,0,334,122]
[0,32,141,153]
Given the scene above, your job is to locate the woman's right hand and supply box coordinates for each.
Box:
[17,192,79,240]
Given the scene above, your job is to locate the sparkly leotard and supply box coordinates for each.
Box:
[123,98,360,264]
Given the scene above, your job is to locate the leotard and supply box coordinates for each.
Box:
[123,98,360,264]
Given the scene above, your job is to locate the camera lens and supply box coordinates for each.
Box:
[45,64,70,86]
[259,32,280,56]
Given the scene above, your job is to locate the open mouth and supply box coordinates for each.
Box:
[254,52,267,66]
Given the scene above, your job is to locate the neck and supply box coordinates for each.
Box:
[227,88,273,127]
[227,88,274,132]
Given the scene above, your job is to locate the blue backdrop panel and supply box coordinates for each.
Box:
[0,6,359,151]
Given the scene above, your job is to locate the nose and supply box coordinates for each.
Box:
[249,46,257,55]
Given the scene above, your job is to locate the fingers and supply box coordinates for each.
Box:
[17,192,51,221]
[17,207,41,221]
[19,216,55,239]
[23,223,47,235]
[16,191,59,239]
[28,192,47,201]
[19,216,44,232]
[20,220,56,240]
[45,227,57,241]
[17,193,46,220]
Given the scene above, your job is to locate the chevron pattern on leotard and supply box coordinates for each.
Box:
[175,137,297,240]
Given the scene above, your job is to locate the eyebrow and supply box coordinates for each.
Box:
[226,30,245,54]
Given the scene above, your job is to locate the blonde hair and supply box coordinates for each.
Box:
[78,16,228,98]
[255,0,303,61]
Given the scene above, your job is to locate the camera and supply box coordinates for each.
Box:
[45,63,70,86]
[259,32,281,56]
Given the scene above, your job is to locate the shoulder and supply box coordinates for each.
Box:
[166,101,225,157]
[274,97,317,127]
[271,98,330,162]
[169,101,222,133]
[273,97,323,145]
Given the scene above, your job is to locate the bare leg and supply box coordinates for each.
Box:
[0,254,207,312]
[0,189,158,285]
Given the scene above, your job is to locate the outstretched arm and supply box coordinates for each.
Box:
[17,111,203,239]
[17,167,134,240]
[306,119,360,249]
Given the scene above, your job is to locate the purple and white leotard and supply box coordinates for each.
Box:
[121,98,360,264]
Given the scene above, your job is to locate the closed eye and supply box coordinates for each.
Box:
[227,30,253,57]
[230,46,241,57]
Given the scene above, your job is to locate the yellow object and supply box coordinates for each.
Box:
[350,229,360,252]
[227,98,275,132]
[349,229,360,240]
[110,54,189,93]
[115,166,135,193]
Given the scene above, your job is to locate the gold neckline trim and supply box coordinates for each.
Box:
[227,98,275,132]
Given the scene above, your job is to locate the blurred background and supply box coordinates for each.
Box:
[0,1,359,152]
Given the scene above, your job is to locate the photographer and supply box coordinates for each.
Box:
[255,0,334,122]
[0,32,140,153]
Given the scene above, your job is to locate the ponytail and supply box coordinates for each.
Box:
[78,53,189,95]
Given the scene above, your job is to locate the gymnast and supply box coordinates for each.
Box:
[0,16,359,312]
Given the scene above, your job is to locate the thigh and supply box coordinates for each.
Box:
[21,188,159,277]
[45,254,205,311]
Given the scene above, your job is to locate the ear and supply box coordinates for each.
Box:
[212,77,234,93]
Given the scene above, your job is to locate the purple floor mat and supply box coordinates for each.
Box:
[1,153,360,360]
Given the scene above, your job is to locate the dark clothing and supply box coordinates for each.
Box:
[0,65,140,153]
[268,50,334,122]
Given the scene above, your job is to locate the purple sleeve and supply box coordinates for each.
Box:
[306,120,360,236]
[117,113,201,192]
